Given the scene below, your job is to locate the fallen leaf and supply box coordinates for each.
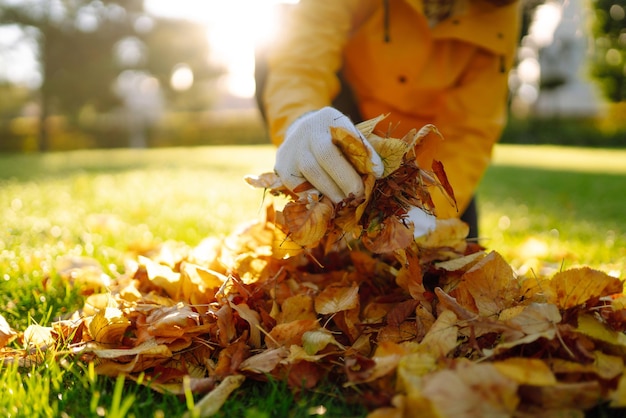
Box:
[547,267,624,309]
[314,283,360,315]
[88,307,131,344]
[282,196,333,248]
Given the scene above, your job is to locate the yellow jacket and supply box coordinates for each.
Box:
[263,0,521,218]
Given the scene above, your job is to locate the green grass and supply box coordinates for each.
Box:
[1,144,625,417]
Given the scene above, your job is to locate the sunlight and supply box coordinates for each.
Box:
[145,0,297,99]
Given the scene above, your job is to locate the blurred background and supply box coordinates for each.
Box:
[0,0,624,152]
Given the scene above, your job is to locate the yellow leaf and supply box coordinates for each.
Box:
[179,262,227,305]
[270,220,304,259]
[140,256,181,299]
[314,282,360,315]
[549,351,624,380]
[419,309,458,357]
[88,307,131,344]
[416,218,468,250]
[367,134,410,177]
[282,196,333,248]
[302,328,344,355]
[546,267,624,309]
[330,126,376,175]
[278,294,316,324]
[355,113,388,137]
[493,357,557,386]
[88,338,172,359]
[575,313,626,347]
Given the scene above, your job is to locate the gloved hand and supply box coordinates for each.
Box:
[406,206,437,238]
[275,107,384,203]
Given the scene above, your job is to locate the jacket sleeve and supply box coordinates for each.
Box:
[262,0,360,146]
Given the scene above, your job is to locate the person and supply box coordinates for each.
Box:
[255,0,521,239]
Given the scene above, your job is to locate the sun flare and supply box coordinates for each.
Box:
[145,0,297,99]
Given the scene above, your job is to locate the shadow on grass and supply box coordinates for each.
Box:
[0,146,275,182]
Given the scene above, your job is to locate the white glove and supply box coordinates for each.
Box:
[275,107,384,203]
[406,206,437,238]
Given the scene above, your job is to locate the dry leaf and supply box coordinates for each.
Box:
[330,126,376,175]
[546,267,624,309]
[88,307,131,344]
[282,196,333,248]
[314,283,360,315]
[0,314,17,348]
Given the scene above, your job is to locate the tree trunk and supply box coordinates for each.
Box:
[37,93,49,152]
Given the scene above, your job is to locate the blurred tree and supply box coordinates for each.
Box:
[590,0,626,102]
[139,18,221,111]
[0,0,215,150]
[0,0,141,150]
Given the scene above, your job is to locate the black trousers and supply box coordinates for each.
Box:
[254,56,479,239]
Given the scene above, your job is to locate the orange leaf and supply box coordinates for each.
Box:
[412,124,443,169]
[431,159,456,207]
[547,267,624,309]
[266,319,320,349]
[282,196,333,248]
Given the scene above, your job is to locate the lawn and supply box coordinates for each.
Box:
[0,144,625,417]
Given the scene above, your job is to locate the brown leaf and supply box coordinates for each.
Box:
[451,251,520,318]
[519,381,602,411]
[362,216,414,254]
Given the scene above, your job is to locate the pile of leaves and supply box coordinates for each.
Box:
[2,116,626,417]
